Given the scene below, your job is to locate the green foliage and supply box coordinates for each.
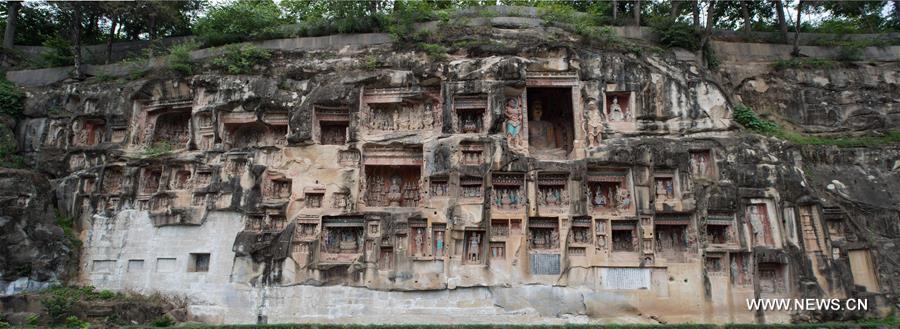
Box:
[41,286,95,323]
[195,0,289,47]
[39,36,74,68]
[143,140,175,157]
[0,127,25,169]
[98,290,117,300]
[65,315,89,329]
[168,41,199,75]
[650,17,700,51]
[735,104,900,148]
[364,55,379,71]
[418,43,447,60]
[0,77,26,118]
[26,314,39,325]
[703,43,720,70]
[772,58,838,71]
[734,104,779,134]
[151,314,175,327]
[210,44,272,74]
[55,211,81,248]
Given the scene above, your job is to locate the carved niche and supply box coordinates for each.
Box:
[453,95,487,134]
[320,216,365,264]
[491,173,525,212]
[314,106,350,145]
[363,88,441,132]
[528,217,560,251]
[459,141,484,166]
[586,170,633,216]
[151,111,191,147]
[537,173,568,210]
[71,118,106,147]
[262,173,292,202]
[361,145,422,208]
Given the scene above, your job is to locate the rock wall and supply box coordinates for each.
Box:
[3,22,899,325]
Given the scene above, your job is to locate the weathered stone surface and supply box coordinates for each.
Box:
[1,22,898,326]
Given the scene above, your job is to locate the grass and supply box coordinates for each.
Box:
[143,141,175,157]
[734,104,900,148]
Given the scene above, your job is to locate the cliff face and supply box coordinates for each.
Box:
[2,23,898,325]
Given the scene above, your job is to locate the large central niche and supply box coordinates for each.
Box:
[319,216,365,265]
[526,87,574,159]
[361,145,423,208]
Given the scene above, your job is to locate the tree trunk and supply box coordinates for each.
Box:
[792,0,803,56]
[106,18,118,64]
[613,0,618,22]
[775,0,788,44]
[671,0,682,18]
[741,1,751,34]
[72,3,84,79]
[692,0,700,27]
[633,0,641,26]
[3,1,20,49]
[699,0,716,68]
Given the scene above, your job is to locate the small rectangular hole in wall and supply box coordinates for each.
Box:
[91,260,115,273]
[189,253,211,272]
[156,258,176,273]
[127,259,144,273]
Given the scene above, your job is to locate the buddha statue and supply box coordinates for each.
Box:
[528,100,557,150]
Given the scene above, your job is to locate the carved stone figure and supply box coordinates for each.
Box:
[468,233,481,262]
[616,188,632,211]
[504,97,523,149]
[528,101,557,150]
[584,99,604,148]
[435,230,444,257]
[609,97,626,122]
[387,174,403,207]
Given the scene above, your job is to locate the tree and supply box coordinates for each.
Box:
[775,0,788,43]
[3,1,19,49]
[634,0,641,26]
[792,0,803,56]
[692,0,699,27]
[195,0,287,45]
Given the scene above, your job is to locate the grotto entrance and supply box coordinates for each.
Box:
[527,88,574,159]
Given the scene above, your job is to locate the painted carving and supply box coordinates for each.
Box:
[584,99,603,148]
[504,96,523,150]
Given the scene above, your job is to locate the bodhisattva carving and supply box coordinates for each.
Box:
[608,96,630,122]
[584,99,603,148]
[504,96,524,151]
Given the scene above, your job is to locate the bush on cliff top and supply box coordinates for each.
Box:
[211,44,272,75]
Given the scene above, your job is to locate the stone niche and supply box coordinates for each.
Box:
[604,89,637,131]
[319,216,365,265]
[150,110,192,148]
[458,176,483,201]
[314,106,350,145]
[302,185,325,209]
[462,229,486,265]
[71,117,106,147]
[100,166,125,195]
[44,119,68,148]
[244,212,287,232]
[731,252,753,287]
[653,171,682,212]
[690,150,716,179]
[745,199,782,248]
[758,262,789,295]
[169,166,193,190]
[362,87,440,133]
[654,213,692,262]
[361,145,423,208]
[528,217,561,275]
[428,176,449,198]
[139,166,163,196]
[611,220,638,253]
[453,95,488,134]
[706,211,738,249]
[194,112,215,151]
[261,172,292,203]
[221,112,287,150]
[536,173,569,213]
[408,219,429,258]
[568,216,593,249]
[586,170,634,217]
[458,141,485,166]
[491,173,525,213]
[527,87,575,159]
